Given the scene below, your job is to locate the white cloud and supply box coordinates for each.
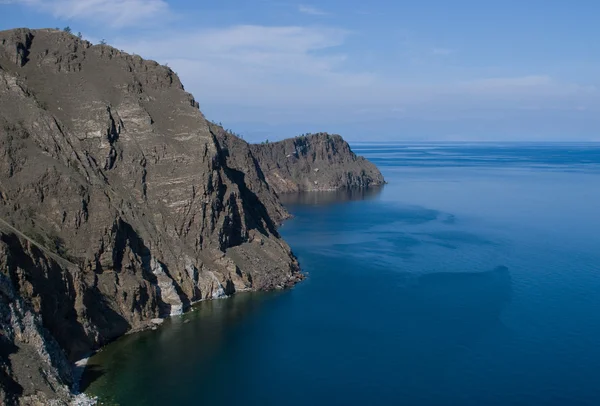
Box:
[7,0,169,27]
[3,2,598,139]
[110,23,596,120]
[298,4,328,16]
[114,25,368,89]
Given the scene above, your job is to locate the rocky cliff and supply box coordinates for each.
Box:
[249,132,385,194]
[0,28,383,405]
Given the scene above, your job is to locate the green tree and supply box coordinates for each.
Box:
[100,39,107,45]
[77,32,83,39]
[63,26,72,33]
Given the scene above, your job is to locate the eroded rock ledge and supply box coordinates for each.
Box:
[0,28,383,405]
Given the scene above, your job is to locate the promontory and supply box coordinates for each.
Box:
[0,28,384,405]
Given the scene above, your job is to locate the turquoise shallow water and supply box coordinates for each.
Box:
[83,143,600,405]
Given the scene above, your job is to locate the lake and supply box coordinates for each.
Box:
[83,143,600,405]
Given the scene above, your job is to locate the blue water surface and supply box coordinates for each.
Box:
[83,143,600,405]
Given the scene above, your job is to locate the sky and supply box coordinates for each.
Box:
[1,0,599,142]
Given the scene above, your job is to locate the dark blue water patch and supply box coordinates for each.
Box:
[282,200,443,232]
[83,143,600,406]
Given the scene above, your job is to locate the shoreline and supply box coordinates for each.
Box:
[75,272,305,396]
[73,189,376,397]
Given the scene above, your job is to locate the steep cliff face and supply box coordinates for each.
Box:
[0,227,75,406]
[0,28,383,405]
[249,133,385,194]
[0,28,301,404]
[208,124,289,224]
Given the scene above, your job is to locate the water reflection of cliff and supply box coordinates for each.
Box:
[81,265,513,405]
[81,291,278,394]
[279,186,384,206]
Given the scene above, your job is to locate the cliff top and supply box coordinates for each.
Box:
[0,26,383,404]
[256,132,344,144]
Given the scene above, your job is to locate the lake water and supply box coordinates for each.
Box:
[83,143,600,405]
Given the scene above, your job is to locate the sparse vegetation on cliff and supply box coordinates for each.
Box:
[0,27,383,405]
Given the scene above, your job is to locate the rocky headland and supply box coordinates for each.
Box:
[249,132,384,194]
[0,28,384,405]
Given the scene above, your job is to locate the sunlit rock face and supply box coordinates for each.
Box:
[0,28,381,405]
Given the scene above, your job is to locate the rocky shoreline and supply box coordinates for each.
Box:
[0,28,384,405]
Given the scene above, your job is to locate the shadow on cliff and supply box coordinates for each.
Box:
[111,219,192,317]
[212,128,283,239]
[0,326,24,400]
[0,232,95,362]
[0,221,190,362]
[223,166,280,238]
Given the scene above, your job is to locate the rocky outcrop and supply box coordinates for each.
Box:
[249,133,385,194]
[0,28,381,404]
[0,228,75,406]
[0,28,303,404]
[208,124,290,224]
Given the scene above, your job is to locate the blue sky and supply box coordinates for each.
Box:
[1,0,599,141]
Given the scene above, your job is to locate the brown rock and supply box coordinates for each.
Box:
[248,132,385,194]
[0,28,382,404]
